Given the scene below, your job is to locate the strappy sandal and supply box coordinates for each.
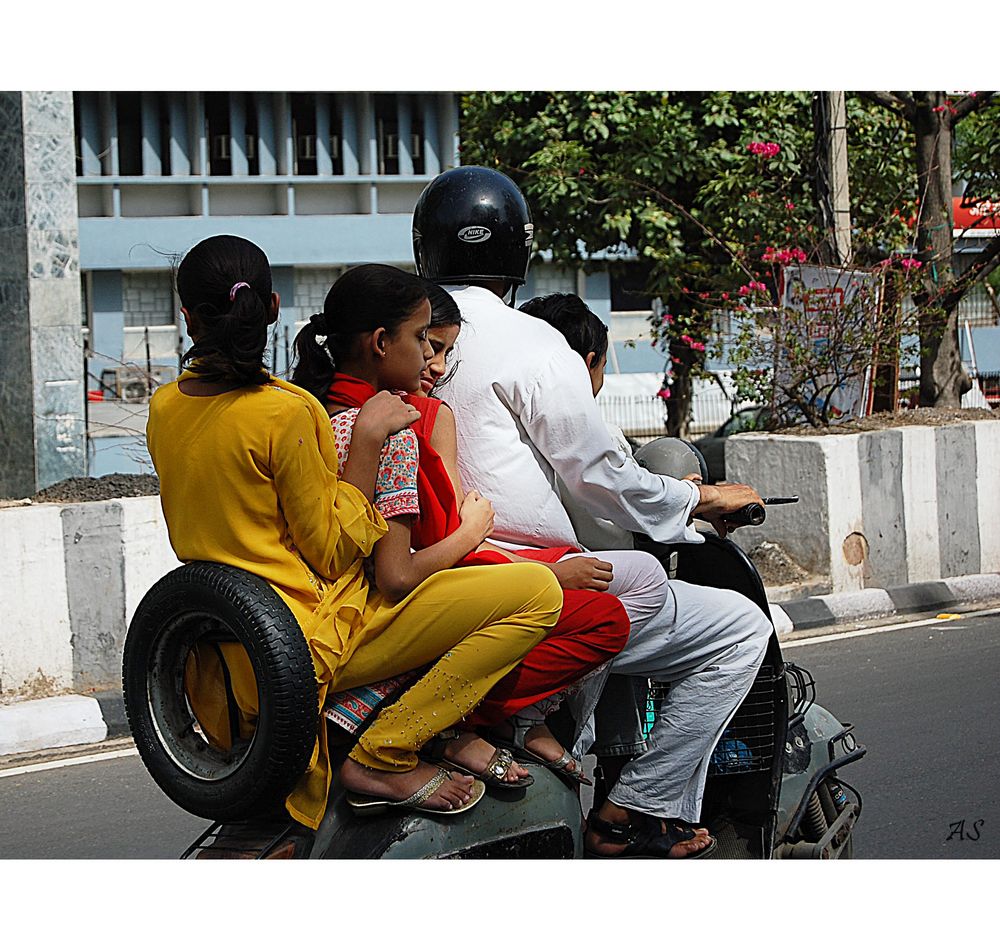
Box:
[583,809,717,859]
[424,729,534,789]
[345,767,485,817]
[485,716,592,788]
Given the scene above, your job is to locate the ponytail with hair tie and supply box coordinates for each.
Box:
[176,235,274,387]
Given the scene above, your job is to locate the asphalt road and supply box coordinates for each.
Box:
[782,608,1000,859]
[1,608,997,860]
[0,746,206,859]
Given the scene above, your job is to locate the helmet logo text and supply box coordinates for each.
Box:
[458,226,492,243]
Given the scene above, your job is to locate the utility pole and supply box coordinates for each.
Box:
[0,92,86,496]
[813,91,853,265]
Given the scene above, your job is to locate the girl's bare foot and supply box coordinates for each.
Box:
[339,757,475,811]
[440,731,531,784]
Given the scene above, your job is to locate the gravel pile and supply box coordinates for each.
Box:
[30,474,160,504]
[749,541,809,587]
[776,406,997,437]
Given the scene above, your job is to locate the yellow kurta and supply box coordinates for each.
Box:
[148,374,390,826]
[147,374,561,829]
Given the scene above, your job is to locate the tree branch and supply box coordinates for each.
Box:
[888,91,918,112]
[933,233,1000,314]
[859,91,915,120]
[951,91,997,123]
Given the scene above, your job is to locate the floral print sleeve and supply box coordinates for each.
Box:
[331,408,420,520]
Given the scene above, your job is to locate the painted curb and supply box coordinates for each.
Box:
[3,573,998,760]
[774,572,1000,635]
[0,695,108,757]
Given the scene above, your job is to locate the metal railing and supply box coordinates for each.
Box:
[597,386,739,439]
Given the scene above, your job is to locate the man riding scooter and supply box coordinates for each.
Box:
[413,165,773,859]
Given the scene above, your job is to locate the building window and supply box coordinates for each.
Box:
[291,93,317,176]
[609,261,655,313]
[156,92,171,177]
[205,93,231,176]
[375,94,399,176]
[117,92,143,176]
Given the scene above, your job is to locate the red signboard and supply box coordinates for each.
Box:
[954,197,1000,231]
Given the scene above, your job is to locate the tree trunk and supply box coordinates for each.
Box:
[913,93,965,407]
[664,352,693,439]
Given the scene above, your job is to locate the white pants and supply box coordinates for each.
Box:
[565,552,772,823]
[512,550,669,725]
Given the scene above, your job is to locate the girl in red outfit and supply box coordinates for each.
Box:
[292,265,630,785]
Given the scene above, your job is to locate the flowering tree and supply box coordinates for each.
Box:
[460,91,922,436]
[858,92,1000,407]
[728,258,926,427]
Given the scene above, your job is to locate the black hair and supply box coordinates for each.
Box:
[421,279,463,329]
[177,234,274,386]
[518,293,609,364]
[418,279,464,393]
[291,263,428,400]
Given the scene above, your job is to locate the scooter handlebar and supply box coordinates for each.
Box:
[726,503,767,527]
[722,495,799,527]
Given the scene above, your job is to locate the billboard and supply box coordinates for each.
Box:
[776,265,883,422]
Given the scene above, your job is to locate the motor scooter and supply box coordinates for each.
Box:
[122,438,864,859]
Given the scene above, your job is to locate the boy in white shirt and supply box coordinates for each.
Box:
[414,166,771,859]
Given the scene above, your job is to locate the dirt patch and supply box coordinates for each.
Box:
[749,541,809,587]
[772,407,998,437]
[0,670,72,704]
[27,474,160,505]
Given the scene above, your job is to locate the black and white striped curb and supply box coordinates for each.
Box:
[4,573,999,760]
[769,572,1000,637]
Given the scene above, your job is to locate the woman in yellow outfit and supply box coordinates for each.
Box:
[147,235,562,829]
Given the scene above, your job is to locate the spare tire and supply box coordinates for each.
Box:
[122,562,318,821]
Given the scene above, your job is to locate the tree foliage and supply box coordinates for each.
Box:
[460,91,998,431]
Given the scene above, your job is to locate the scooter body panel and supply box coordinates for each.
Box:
[309,763,583,859]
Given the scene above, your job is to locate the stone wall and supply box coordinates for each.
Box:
[727,420,1000,593]
[122,270,175,327]
[293,265,345,315]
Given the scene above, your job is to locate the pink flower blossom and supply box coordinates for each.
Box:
[747,141,781,158]
[656,387,672,400]
[900,258,922,270]
[660,312,673,324]
[761,246,806,265]
[720,292,729,301]
[785,200,795,210]
[679,334,706,352]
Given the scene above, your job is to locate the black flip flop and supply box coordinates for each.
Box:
[583,809,717,859]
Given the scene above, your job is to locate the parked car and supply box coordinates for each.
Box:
[694,406,772,482]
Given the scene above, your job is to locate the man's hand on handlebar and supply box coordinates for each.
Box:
[692,482,765,539]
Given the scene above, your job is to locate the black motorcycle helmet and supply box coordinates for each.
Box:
[412,166,534,287]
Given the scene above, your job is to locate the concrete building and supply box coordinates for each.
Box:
[73,91,668,476]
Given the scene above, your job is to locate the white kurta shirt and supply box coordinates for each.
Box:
[436,285,702,550]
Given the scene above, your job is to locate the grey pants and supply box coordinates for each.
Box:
[570,578,772,823]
